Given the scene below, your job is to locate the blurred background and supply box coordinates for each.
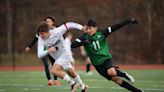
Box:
[0,0,164,67]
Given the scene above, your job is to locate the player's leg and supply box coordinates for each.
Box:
[51,64,76,87]
[115,69,135,83]
[106,59,135,82]
[107,68,143,92]
[62,56,87,92]
[95,59,143,92]
[41,57,52,85]
[47,54,60,86]
[51,63,80,92]
[66,68,87,91]
[111,76,143,92]
[85,57,92,75]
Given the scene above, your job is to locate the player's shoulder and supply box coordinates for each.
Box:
[49,28,61,35]
[97,28,110,34]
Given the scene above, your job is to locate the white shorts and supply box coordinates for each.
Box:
[55,53,73,70]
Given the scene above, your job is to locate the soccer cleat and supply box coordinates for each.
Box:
[71,83,78,92]
[125,72,135,83]
[81,85,89,92]
[48,80,53,86]
[54,80,61,86]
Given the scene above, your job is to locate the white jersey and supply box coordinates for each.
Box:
[64,37,75,62]
[37,22,82,61]
[64,37,72,56]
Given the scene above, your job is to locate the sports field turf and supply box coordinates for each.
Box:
[0,70,164,92]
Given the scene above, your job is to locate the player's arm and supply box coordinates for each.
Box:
[56,22,83,35]
[28,34,38,48]
[71,34,91,48]
[37,38,58,58]
[25,34,38,53]
[37,38,48,58]
[103,18,138,37]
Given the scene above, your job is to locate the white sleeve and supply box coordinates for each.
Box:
[108,27,112,33]
[37,38,48,58]
[57,22,83,35]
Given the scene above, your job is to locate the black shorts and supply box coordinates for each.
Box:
[94,58,115,80]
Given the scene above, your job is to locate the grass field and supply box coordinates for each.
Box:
[0,70,164,92]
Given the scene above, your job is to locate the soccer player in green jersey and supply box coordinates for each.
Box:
[71,18,144,92]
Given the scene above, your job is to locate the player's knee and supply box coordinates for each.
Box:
[111,77,122,84]
[107,69,116,77]
[66,68,77,78]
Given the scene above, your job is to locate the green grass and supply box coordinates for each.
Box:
[0,70,164,92]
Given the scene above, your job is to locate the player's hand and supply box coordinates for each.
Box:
[48,47,57,53]
[25,47,31,53]
[130,18,138,24]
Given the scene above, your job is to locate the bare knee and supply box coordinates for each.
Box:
[111,77,122,85]
[107,67,117,77]
[66,68,77,78]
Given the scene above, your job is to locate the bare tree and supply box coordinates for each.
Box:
[6,0,12,54]
[142,0,153,44]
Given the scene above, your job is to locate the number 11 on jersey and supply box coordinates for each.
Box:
[92,40,100,50]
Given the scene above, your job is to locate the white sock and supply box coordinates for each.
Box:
[74,74,85,90]
[63,74,75,85]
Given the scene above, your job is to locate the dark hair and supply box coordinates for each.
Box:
[37,21,49,33]
[44,16,55,22]
[87,19,97,27]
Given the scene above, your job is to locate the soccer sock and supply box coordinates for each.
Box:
[63,74,75,85]
[42,57,51,80]
[116,70,129,79]
[120,80,142,92]
[86,63,91,73]
[73,74,85,90]
[54,75,58,80]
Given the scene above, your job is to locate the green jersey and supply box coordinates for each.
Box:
[71,19,133,65]
[71,27,113,65]
[83,30,112,65]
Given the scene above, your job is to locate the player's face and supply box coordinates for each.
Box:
[46,18,54,28]
[39,32,50,40]
[86,26,97,36]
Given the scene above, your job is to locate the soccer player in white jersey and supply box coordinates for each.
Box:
[25,16,60,86]
[37,21,87,92]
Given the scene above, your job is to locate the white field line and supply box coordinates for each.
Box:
[0,83,164,91]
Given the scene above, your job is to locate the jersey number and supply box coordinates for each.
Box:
[92,40,100,50]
